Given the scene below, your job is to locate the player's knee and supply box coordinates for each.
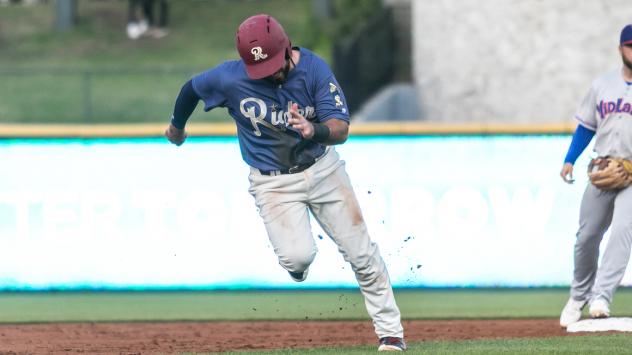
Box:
[574,233,606,257]
[576,225,607,244]
[348,252,386,280]
[608,224,632,242]
[279,249,315,273]
[346,242,380,269]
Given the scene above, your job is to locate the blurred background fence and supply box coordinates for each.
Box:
[0,0,405,124]
[332,6,397,113]
[3,0,632,125]
[0,67,205,123]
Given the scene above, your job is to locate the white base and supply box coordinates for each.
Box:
[566,317,632,332]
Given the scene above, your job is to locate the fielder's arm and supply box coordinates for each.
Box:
[560,124,595,183]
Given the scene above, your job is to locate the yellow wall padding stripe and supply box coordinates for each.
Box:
[0,122,576,138]
[348,122,576,135]
[0,123,234,138]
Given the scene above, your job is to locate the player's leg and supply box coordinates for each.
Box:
[248,169,316,279]
[561,184,615,326]
[571,184,615,301]
[307,149,404,341]
[590,185,632,309]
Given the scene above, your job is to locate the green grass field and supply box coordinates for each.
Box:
[2,288,632,323]
[214,335,632,354]
[2,288,632,353]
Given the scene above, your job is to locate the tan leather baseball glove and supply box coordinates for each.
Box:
[588,157,632,190]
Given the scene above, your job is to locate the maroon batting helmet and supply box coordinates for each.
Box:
[236,14,292,79]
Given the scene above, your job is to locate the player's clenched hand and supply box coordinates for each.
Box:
[288,103,314,139]
[560,162,574,184]
[165,123,187,146]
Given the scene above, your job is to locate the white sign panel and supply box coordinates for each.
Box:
[0,136,627,289]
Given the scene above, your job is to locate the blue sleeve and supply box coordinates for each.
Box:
[564,124,596,164]
[191,63,228,112]
[312,58,350,123]
[170,80,200,129]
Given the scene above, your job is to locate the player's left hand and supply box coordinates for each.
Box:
[288,103,314,139]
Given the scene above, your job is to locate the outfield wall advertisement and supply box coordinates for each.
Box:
[1,136,629,289]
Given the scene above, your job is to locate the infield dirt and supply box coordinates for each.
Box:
[0,319,588,353]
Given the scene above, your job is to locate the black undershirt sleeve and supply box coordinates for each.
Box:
[170,79,200,129]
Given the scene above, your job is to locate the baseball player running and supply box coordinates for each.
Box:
[164,14,405,351]
[559,24,632,327]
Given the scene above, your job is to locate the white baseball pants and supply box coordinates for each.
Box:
[248,147,404,339]
[571,183,632,303]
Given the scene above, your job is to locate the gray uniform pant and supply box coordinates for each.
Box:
[248,147,404,339]
[571,184,632,303]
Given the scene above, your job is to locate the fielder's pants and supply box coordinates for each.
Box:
[571,183,632,304]
[248,147,404,339]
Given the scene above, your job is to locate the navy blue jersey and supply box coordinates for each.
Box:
[191,47,350,171]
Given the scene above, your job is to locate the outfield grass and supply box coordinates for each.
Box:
[212,334,632,354]
[1,288,632,323]
[0,0,324,68]
[0,0,324,123]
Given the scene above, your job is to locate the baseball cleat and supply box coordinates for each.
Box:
[560,297,587,327]
[288,269,308,282]
[589,298,610,318]
[378,337,406,351]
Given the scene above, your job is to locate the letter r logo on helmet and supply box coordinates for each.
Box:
[250,47,268,61]
[236,14,292,79]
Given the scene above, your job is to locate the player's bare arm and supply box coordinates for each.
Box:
[288,103,348,145]
[320,118,349,144]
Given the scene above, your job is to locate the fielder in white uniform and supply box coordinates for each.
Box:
[559,24,632,327]
[164,14,405,351]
